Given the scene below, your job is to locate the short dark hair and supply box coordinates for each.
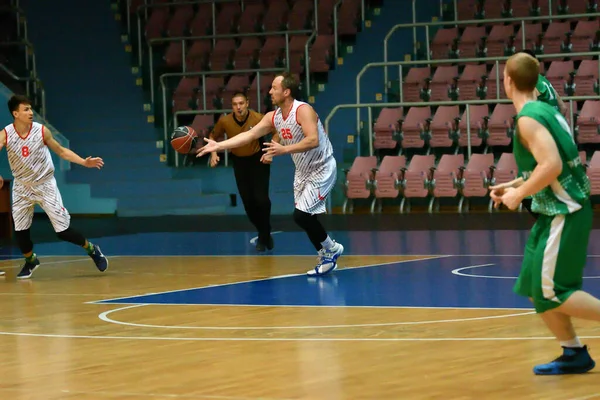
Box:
[231,92,248,101]
[275,72,300,99]
[8,95,31,118]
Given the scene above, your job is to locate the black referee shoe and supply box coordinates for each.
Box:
[256,235,274,252]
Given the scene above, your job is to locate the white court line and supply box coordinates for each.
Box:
[91,303,534,310]
[0,387,293,400]
[98,305,534,330]
[249,230,283,245]
[59,389,292,400]
[3,330,600,342]
[570,394,600,400]
[114,253,456,258]
[116,254,600,258]
[452,264,600,280]
[86,255,451,305]
[0,256,120,277]
[0,256,120,265]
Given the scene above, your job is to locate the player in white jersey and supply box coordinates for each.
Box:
[0,95,108,279]
[197,73,344,276]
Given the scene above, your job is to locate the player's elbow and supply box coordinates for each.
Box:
[544,158,563,180]
[308,136,319,149]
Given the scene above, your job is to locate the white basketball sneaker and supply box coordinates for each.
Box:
[306,241,344,276]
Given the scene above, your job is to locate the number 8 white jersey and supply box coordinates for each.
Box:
[4,122,55,184]
[272,100,334,174]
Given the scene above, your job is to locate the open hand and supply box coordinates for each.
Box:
[197,138,220,158]
[84,157,104,169]
[262,140,286,157]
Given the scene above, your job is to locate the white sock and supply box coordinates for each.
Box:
[320,236,334,250]
[560,337,583,348]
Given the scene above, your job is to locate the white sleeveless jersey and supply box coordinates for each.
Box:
[272,100,334,175]
[4,122,54,184]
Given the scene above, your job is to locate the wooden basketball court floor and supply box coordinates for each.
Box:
[2,229,600,399]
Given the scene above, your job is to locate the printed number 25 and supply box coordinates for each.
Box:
[280,128,292,140]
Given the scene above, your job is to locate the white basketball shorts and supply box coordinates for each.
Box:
[12,177,71,232]
[294,157,337,215]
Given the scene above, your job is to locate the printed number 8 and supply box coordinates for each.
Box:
[280,128,292,140]
[21,146,29,157]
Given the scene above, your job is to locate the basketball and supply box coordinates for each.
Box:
[170,126,197,154]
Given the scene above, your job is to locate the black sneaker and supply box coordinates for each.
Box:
[255,234,274,252]
[534,345,596,375]
[265,234,274,250]
[17,258,40,279]
[90,244,108,272]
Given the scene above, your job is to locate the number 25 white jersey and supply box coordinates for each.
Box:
[4,122,55,184]
[272,100,334,175]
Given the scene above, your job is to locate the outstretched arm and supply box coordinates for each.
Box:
[45,127,104,169]
[197,112,274,157]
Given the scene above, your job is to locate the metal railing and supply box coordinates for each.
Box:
[160,67,284,149]
[0,39,41,111]
[132,0,369,103]
[0,76,69,171]
[1,5,28,41]
[383,9,600,89]
[135,0,241,66]
[0,63,46,120]
[147,30,310,103]
[0,40,36,82]
[356,50,600,135]
[174,110,230,167]
[325,96,598,160]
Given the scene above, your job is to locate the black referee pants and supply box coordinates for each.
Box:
[231,152,272,240]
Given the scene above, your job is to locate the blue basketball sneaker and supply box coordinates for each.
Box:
[89,244,108,272]
[307,242,344,276]
[533,346,595,375]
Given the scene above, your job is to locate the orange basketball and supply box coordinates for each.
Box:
[170,126,197,154]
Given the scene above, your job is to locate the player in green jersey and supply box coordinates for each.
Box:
[490,52,597,376]
[518,50,568,219]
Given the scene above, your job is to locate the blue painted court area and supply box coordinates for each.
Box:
[6,228,600,310]
[93,255,600,309]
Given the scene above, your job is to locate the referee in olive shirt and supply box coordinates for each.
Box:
[209,92,276,251]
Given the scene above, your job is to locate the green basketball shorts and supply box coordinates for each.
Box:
[514,199,593,313]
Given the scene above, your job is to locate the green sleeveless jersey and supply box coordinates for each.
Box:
[518,75,562,198]
[514,101,590,216]
[536,75,560,111]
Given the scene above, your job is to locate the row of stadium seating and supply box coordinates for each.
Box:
[336,0,600,212]
[429,19,599,61]
[134,0,361,38]
[457,0,596,21]
[372,100,600,154]
[401,60,599,104]
[341,150,598,214]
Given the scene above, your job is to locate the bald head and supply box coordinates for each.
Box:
[505,52,540,93]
